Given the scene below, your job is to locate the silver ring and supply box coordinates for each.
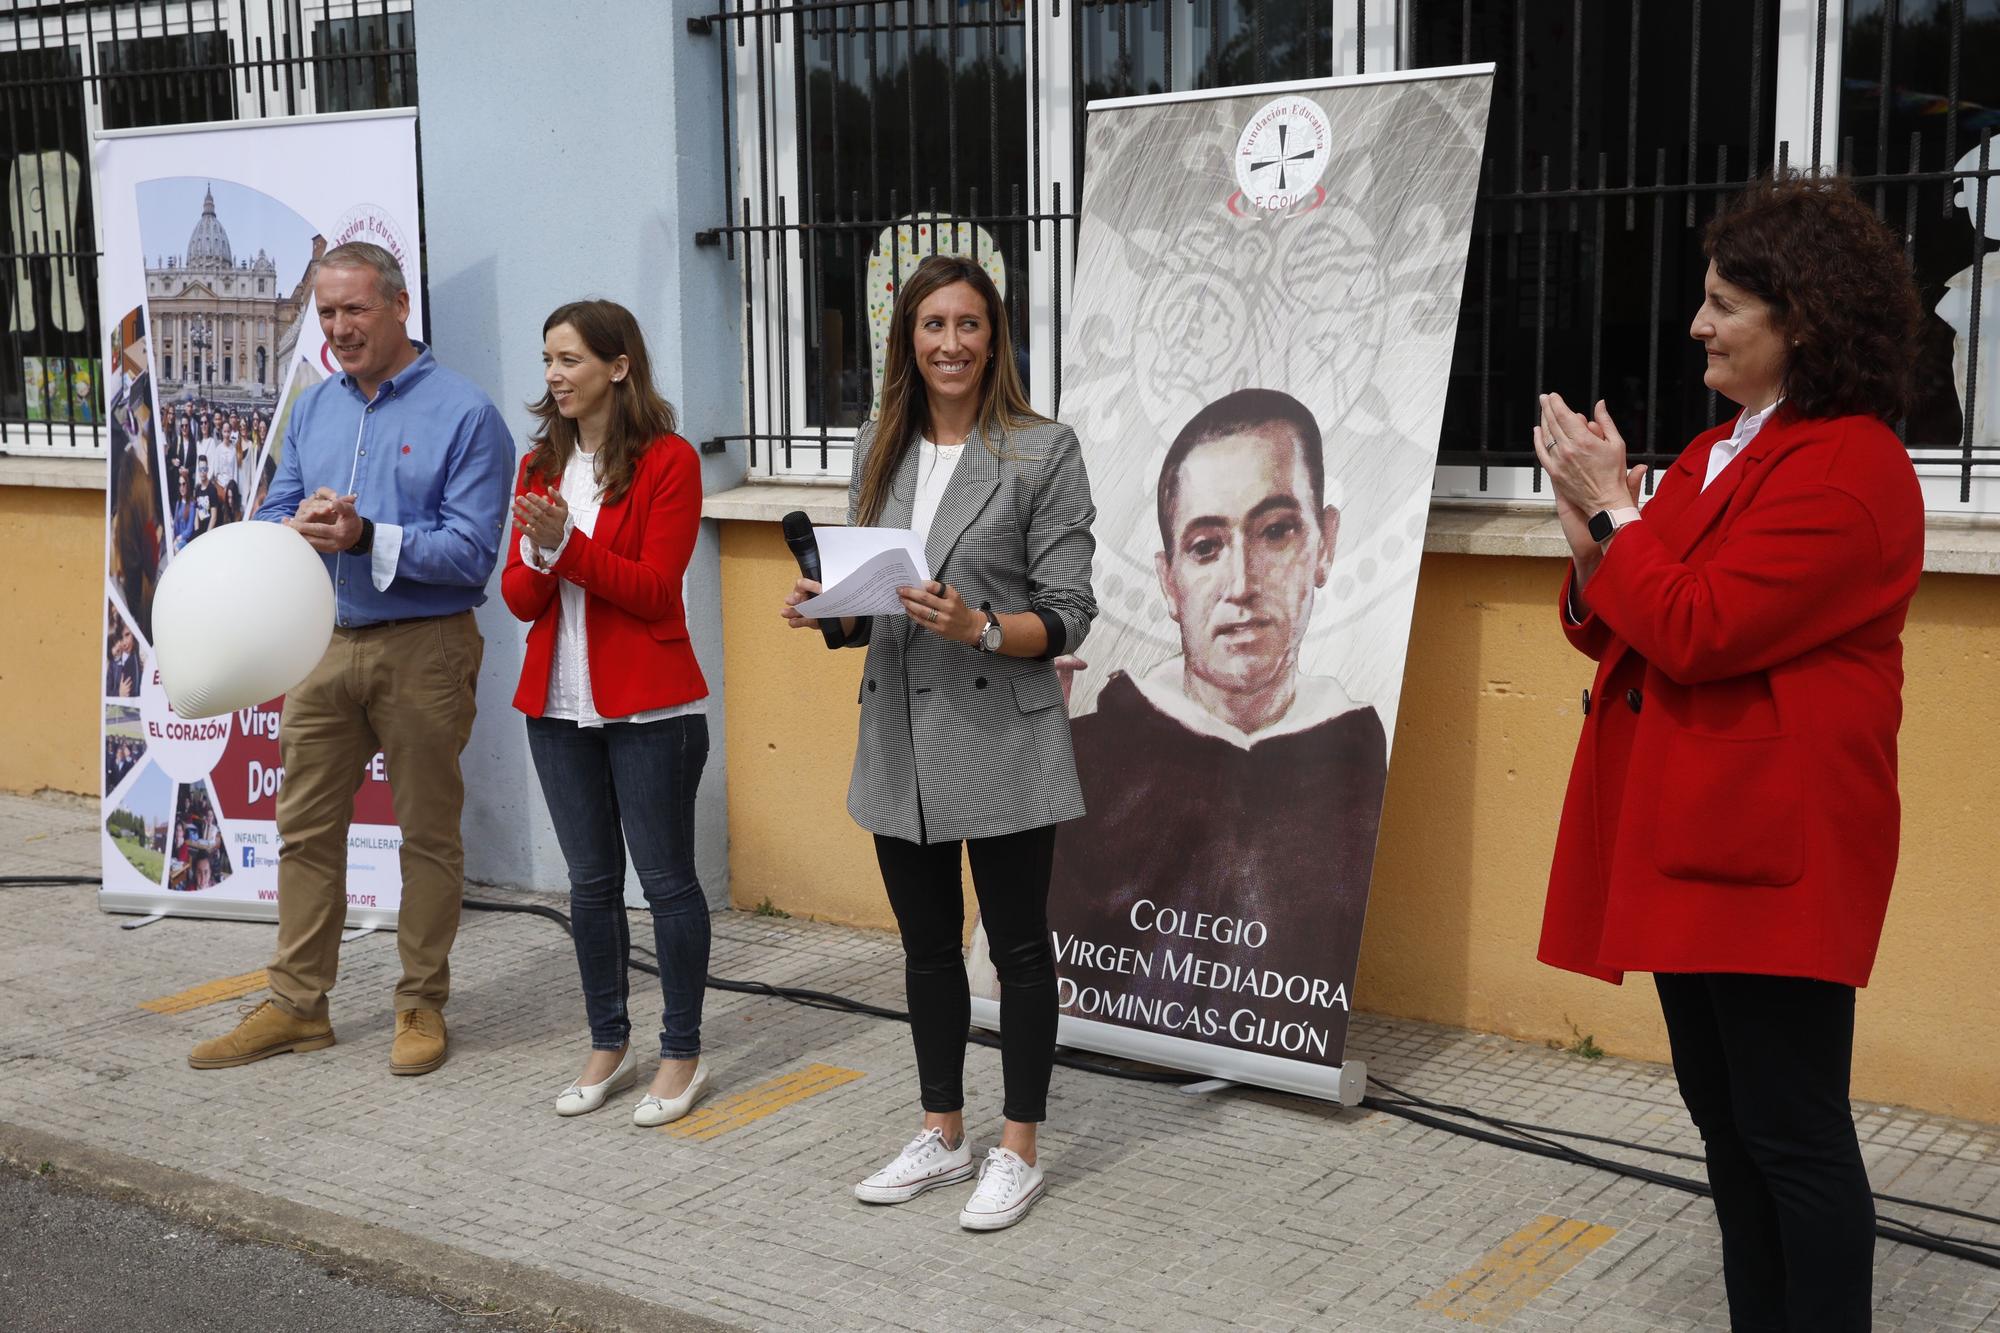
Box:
[930,609,939,623]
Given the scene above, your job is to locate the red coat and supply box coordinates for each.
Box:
[1538,412,1923,988]
[501,435,707,719]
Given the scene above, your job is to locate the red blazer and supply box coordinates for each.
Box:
[1538,412,1923,988]
[501,435,708,719]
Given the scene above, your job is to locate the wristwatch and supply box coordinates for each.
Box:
[348,516,375,556]
[1587,506,1640,544]
[976,608,1003,654]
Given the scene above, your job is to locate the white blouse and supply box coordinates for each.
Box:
[522,448,705,729]
[909,436,966,545]
[1703,398,1782,491]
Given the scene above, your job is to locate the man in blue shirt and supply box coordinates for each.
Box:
[190,241,513,1077]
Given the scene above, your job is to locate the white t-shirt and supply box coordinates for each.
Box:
[522,448,706,728]
[909,436,966,545]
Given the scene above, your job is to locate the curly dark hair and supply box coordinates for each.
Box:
[1703,173,1920,423]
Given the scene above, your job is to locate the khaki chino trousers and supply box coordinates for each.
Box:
[267,611,482,1022]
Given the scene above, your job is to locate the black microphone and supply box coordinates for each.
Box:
[781,510,845,649]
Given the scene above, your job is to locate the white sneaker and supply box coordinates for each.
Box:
[958,1147,1045,1231]
[854,1127,975,1204]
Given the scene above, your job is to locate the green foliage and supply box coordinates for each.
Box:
[1549,1015,1606,1061]
[111,830,163,881]
[751,897,791,919]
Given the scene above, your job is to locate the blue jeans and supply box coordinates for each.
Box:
[525,713,710,1059]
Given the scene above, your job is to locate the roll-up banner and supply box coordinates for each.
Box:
[968,68,1494,1104]
[96,110,422,926]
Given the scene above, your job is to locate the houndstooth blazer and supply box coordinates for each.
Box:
[839,416,1097,845]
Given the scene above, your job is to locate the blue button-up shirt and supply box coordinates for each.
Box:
[255,342,514,628]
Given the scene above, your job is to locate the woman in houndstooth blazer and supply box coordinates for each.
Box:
[783,256,1096,1232]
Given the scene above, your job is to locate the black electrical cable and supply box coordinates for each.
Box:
[1369,1078,2000,1230]
[459,894,2000,1267]
[1363,1078,2000,1267]
[26,876,1995,1267]
[460,897,1191,1084]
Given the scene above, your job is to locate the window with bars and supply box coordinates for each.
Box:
[0,0,417,459]
[702,0,2000,513]
[699,0,1378,477]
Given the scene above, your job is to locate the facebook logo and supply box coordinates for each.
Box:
[241,846,256,868]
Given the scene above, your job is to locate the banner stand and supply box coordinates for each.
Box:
[966,67,1492,1107]
[977,999,1370,1105]
[94,109,422,929]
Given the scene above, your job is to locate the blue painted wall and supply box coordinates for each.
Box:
[416,0,745,904]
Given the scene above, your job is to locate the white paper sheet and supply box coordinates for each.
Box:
[796,526,931,619]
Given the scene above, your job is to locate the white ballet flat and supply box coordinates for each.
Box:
[631,1061,711,1127]
[554,1047,637,1117]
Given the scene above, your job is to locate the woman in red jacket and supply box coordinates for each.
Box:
[1533,175,1923,1333]
[502,300,712,1127]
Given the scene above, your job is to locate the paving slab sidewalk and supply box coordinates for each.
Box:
[4,789,1997,1332]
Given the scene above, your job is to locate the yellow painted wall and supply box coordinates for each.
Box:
[11,501,1995,1121]
[0,485,103,795]
[720,521,2000,1123]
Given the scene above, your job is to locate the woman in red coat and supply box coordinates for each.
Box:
[1533,175,1923,1332]
[502,300,712,1127]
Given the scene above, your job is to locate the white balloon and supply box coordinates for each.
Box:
[152,521,334,719]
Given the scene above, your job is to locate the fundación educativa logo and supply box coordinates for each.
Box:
[1230,95,1331,218]
[319,203,416,374]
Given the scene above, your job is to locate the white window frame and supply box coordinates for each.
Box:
[737,2,1381,482]
[0,0,414,460]
[291,2,419,125]
[737,0,2000,514]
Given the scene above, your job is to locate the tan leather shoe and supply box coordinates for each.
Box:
[389,1008,447,1076]
[188,999,334,1069]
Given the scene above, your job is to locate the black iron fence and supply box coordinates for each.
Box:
[0,0,416,456]
[697,0,2000,506]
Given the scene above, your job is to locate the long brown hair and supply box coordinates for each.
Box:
[854,255,1043,525]
[526,300,677,504]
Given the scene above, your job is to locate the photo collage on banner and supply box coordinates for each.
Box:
[94,111,421,924]
[967,68,1494,1102]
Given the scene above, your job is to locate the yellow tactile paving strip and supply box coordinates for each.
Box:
[138,969,270,1015]
[1415,1214,1617,1325]
[661,1062,865,1141]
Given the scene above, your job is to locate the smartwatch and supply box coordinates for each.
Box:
[976,608,1003,654]
[1587,506,1640,544]
[348,516,375,556]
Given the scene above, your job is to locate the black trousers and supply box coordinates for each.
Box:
[873,825,1058,1124]
[1653,972,1875,1333]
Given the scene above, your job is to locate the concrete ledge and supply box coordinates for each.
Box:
[702,479,846,526]
[1916,511,2000,574]
[705,483,2000,574]
[1423,501,2000,574]
[0,454,105,490]
[0,1120,734,1333]
[1421,503,1573,560]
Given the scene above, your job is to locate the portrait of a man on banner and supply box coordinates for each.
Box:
[1047,388,1387,1062]
[964,71,1491,1094]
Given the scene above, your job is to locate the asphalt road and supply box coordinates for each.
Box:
[0,1164,550,1333]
